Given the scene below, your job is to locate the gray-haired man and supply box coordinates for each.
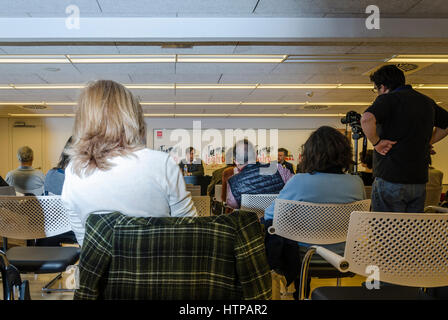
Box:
[6,146,45,195]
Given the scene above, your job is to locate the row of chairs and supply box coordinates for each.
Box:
[0,193,213,300]
[0,187,447,300]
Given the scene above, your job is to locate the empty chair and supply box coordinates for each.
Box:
[268,198,371,299]
[0,195,80,293]
[308,210,448,300]
[192,196,211,217]
[241,194,278,219]
[75,210,272,300]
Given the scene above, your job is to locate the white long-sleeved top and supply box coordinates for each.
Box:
[61,148,197,246]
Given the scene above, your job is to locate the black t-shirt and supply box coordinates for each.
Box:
[364,85,448,184]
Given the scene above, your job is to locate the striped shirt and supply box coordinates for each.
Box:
[75,210,272,300]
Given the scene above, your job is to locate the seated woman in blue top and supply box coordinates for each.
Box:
[264,126,366,255]
[37,137,77,246]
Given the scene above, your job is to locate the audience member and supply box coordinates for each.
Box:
[278,147,295,174]
[263,126,365,299]
[6,146,45,195]
[61,80,197,246]
[35,137,78,246]
[264,126,365,254]
[179,147,205,176]
[207,149,234,197]
[359,149,374,186]
[44,137,72,195]
[226,139,293,209]
[361,64,448,213]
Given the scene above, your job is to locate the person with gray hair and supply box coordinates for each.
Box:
[6,146,45,195]
[226,139,294,209]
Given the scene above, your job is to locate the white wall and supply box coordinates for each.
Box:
[1,116,447,186]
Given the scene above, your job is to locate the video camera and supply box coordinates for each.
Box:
[341,111,367,174]
[341,111,364,139]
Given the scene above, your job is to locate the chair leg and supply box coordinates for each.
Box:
[336,278,341,286]
[41,273,75,293]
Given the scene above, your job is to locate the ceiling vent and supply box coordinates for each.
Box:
[302,105,329,111]
[21,105,47,110]
[363,62,431,76]
[395,63,419,73]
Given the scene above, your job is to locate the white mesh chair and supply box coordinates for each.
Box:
[268,198,371,299]
[0,195,80,293]
[192,196,211,217]
[241,194,278,219]
[309,210,448,300]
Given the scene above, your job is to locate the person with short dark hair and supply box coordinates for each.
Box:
[359,149,374,186]
[361,64,448,213]
[179,147,205,176]
[263,126,365,299]
[278,147,295,174]
[6,146,45,195]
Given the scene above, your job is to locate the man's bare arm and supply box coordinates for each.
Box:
[361,112,397,156]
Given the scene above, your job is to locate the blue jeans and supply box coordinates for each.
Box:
[372,177,426,213]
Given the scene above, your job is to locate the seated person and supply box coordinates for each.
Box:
[359,149,374,186]
[278,147,295,174]
[6,146,45,195]
[61,80,197,246]
[179,147,205,176]
[44,137,72,196]
[207,149,235,197]
[36,137,78,246]
[226,139,293,209]
[264,126,365,255]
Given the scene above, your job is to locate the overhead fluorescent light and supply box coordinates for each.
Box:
[415,84,448,89]
[125,84,175,89]
[388,55,448,63]
[0,55,69,64]
[258,84,338,89]
[177,55,287,63]
[13,84,85,90]
[176,84,257,89]
[67,55,176,63]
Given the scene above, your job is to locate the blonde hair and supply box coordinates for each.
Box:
[68,80,146,176]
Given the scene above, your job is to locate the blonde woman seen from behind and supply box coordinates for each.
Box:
[61,80,197,246]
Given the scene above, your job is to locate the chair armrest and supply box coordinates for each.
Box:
[312,246,350,272]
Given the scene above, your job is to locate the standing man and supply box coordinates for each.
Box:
[278,148,295,174]
[361,65,448,213]
[179,147,205,176]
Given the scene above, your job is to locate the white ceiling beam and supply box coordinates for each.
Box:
[0,17,447,42]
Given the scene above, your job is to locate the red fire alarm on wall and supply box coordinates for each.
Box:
[156,130,163,138]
